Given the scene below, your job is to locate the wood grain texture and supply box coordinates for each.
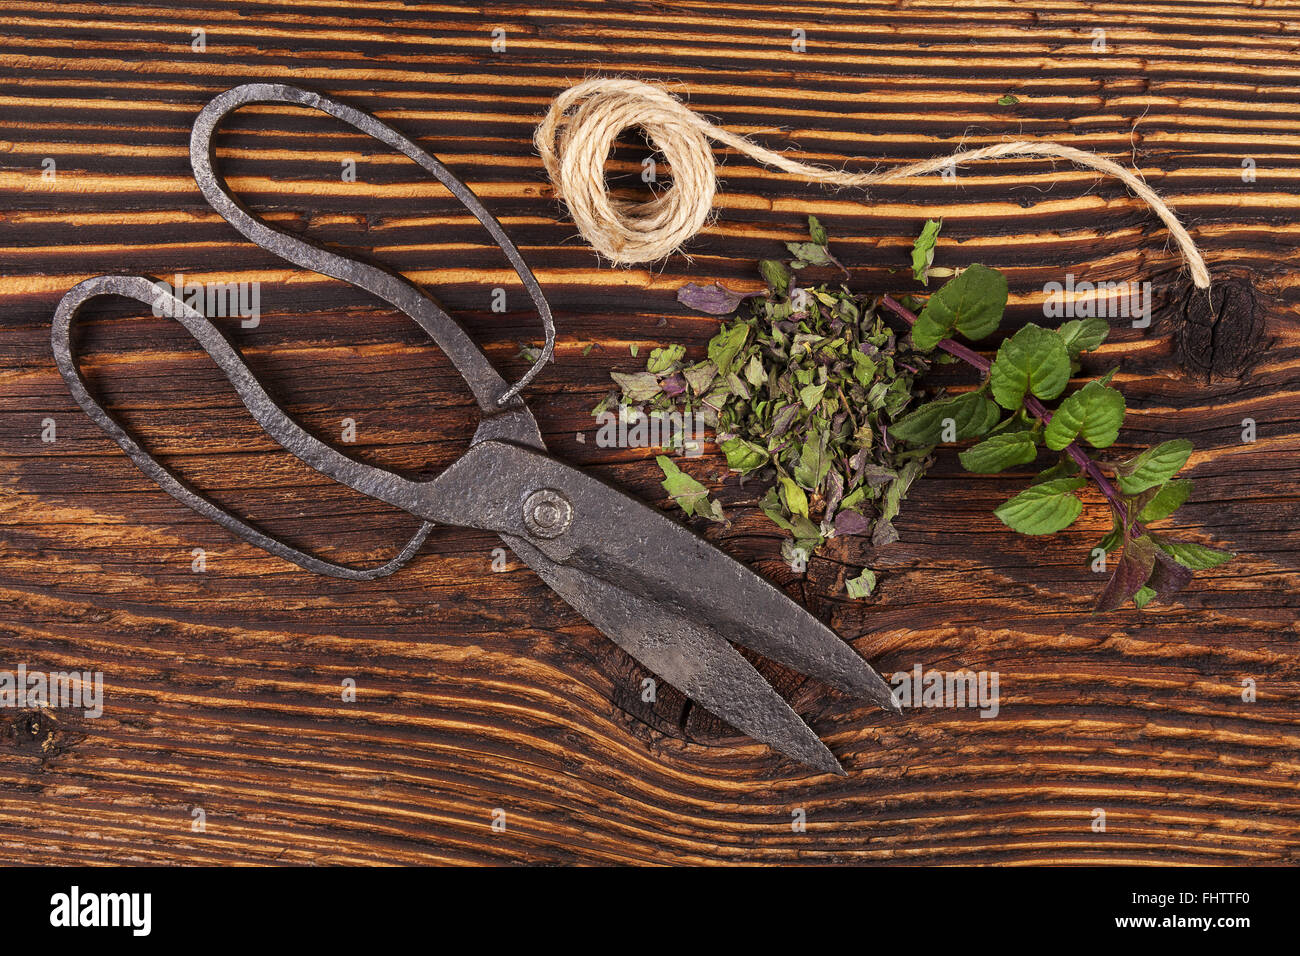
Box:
[1,0,1298,865]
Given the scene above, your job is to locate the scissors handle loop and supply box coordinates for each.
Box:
[51,85,562,579]
[191,83,555,407]
[52,275,435,580]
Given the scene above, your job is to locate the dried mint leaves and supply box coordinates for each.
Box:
[594,216,935,583]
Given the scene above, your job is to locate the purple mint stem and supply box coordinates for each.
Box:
[882,295,994,373]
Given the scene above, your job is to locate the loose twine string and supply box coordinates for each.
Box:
[535,77,1211,290]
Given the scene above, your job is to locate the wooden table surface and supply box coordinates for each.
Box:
[1,0,1297,865]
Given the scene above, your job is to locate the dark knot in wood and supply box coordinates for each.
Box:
[1172,273,1267,381]
[1,709,74,759]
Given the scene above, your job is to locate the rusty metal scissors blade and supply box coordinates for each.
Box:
[506,535,845,775]
[425,437,898,706]
[50,82,899,776]
[423,439,886,773]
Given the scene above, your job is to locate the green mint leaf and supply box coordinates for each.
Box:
[656,455,723,521]
[790,516,823,541]
[989,323,1071,410]
[993,476,1087,535]
[720,436,769,473]
[1137,479,1192,522]
[958,431,1039,473]
[807,215,828,246]
[1114,439,1193,494]
[1058,317,1110,358]
[793,431,832,490]
[706,322,750,376]
[611,370,662,403]
[846,568,877,599]
[759,259,790,295]
[786,241,832,266]
[840,485,868,512]
[997,93,1020,106]
[645,344,686,374]
[683,360,718,396]
[873,458,924,547]
[1132,585,1156,609]
[590,388,616,417]
[799,381,827,410]
[759,486,795,532]
[1043,380,1126,450]
[911,219,942,285]
[912,263,1008,350]
[850,350,877,386]
[889,390,1000,444]
[1152,537,1234,570]
[778,474,810,519]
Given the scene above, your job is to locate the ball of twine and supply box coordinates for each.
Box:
[534,78,718,267]
[535,77,1210,289]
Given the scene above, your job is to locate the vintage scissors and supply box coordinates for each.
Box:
[51,84,899,775]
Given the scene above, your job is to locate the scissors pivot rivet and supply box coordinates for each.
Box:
[522,489,573,539]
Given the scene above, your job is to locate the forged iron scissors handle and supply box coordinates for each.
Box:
[191,82,554,408]
[53,274,437,581]
[53,83,554,580]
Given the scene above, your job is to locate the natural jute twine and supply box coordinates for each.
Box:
[535,77,1211,290]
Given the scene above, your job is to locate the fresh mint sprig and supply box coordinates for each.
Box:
[883,230,1233,611]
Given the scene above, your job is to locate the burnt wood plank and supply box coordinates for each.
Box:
[0,0,1296,865]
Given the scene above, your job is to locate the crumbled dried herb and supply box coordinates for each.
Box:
[656,454,726,523]
[598,217,935,588]
[845,568,877,599]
